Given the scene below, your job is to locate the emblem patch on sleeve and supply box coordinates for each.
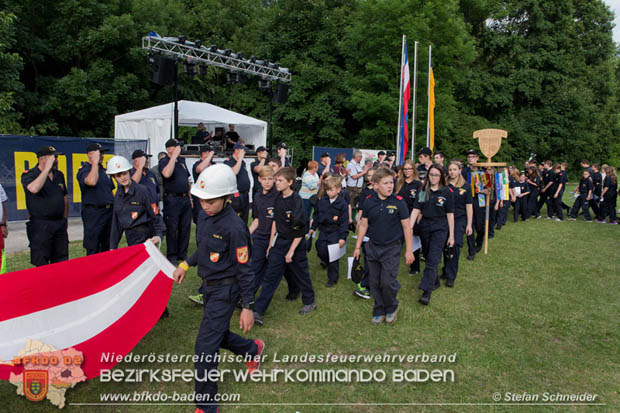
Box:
[151,202,159,214]
[236,246,249,264]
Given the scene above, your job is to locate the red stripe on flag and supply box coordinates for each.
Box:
[0,244,149,322]
[0,270,172,380]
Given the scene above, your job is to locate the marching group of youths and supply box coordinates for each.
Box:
[14,138,618,413]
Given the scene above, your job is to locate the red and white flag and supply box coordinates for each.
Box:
[0,241,174,379]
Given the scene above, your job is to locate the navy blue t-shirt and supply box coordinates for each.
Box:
[76,163,114,205]
[158,156,190,194]
[362,193,409,245]
[224,157,251,193]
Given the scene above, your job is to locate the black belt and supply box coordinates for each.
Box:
[84,204,112,209]
[371,239,401,248]
[204,276,237,287]
[164,192,188,197]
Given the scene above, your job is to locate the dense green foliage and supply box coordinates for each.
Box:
[2,0,619,168]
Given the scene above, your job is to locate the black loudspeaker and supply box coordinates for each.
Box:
[273,82,290,104]
[152,56,176,85]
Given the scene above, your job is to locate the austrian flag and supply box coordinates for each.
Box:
[0,241,175,380]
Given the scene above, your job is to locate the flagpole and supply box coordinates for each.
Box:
[411,41,418,160]
[397,35,405,164]
[426,45,431,148]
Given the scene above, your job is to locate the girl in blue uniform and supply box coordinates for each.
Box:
[527,166,542,219]
[441,161,472,287]
[410,164,455,305]
[396,159,422,275]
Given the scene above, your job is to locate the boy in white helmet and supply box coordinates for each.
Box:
[172,164,264,413]
[107,155,165,249]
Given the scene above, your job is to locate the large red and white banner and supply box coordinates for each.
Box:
[0,241,174,379]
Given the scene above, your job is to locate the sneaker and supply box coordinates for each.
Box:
[535,215,542,219]
[555,218,562,222]
[371,315,385,325]
[446,279,454,288]
[299,302,317,315]
[567,217,576,221]
[596,219,605,223]
[247,339,265,374]
[609,221,618,225]
[188,294,204,305]
[545,217,553,220]
[409,268,420,275]
[466,255,475,261]
[386,309,398,324]
[253,312,264,326]
[354,287,371,299]
[325,281,336,288]
[586,220,593,223]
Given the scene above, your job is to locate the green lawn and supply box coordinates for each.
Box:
[2,198,619,412]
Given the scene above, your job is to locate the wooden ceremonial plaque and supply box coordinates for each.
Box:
[472,128,508,255]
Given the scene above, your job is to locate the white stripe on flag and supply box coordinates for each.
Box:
[0,253,162,361]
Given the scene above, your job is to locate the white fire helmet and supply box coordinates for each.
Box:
[105,155,132,175]
[191,164,238,200]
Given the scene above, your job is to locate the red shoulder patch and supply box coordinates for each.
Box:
[395,195,403,200]
[233,192,240,198]
[448,187,454,192]
[236,246,249,264]
[366,194,372,199]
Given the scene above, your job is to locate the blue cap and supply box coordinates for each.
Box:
[233,142,247,150]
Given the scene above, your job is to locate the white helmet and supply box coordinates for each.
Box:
[191,164,238,200]
[105,155,132,175]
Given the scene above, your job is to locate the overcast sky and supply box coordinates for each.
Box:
[603,0,620,43]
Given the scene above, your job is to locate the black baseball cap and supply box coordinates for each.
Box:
[131,149,152,159]
[256,146,267,153]
[278,142,288,149]
[199,145,214,153]
[321,152,330,158]
[377,150,386,156]
[418,147,432,156]
[36,145,61,157]
[87,142,106,153]
[233,142,247,150]
[165,138,181,148]
[465,149,478,156]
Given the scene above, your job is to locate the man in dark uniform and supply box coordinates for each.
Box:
[159,138,192,264]
[130,149,159,204]
[250,146,268,195]
[21,146,69,266]
[417,147,433,182]
[172,164,264,413]
[191,145,215,223]
[224,143,251,224]
[192,122,212,144]
[77,142,114,255]
[225,124,243,151]
[317,152,332,177]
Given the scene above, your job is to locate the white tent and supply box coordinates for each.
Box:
[114,100,267,157]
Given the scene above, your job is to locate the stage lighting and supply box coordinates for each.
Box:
[178,35,186,44]
[224,49,232,56]
[194,39,202,48]
[250,56,256,63]
[237,53,244,60]
[209,45,218,53]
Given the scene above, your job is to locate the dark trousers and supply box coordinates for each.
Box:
[528,190,540,217]
[410,228,421,273]
[443,216,466,282]
[26,218,69,266]
[601,195,617,222]
[254,237,315,316]
[163,195,192,263]
[82,206,112,255]
[251,232,270,295]
[590,197,601,220]
[366,240,401,316]
[496,200,510,228]
[125,227,150,246]
[419,219,448,293]
[360,241,370,289]
[514,196,529,221]
[569,196,591,220]
[552,191,565,219]
[545,192,556,217]
[316,239,340,283]
[194,282,257,413]
[538,191,549,212]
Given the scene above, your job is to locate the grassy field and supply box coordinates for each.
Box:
[1,200,619,412]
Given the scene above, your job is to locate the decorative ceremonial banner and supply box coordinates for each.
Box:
[496,171,509,201]
[473,171,492,193]
[0,241,174,380]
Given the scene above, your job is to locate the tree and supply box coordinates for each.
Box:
[0,11,23,134]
